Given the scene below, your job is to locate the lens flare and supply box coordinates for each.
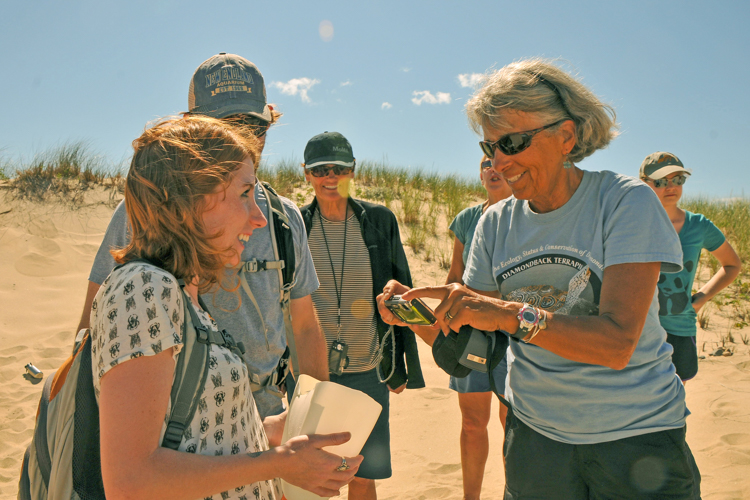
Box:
[630,456,667,493]
[338,178,352,198]
[319,20,334,42]
[351,299,372,319]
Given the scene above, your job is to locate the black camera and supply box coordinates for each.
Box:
[328,340,350,375]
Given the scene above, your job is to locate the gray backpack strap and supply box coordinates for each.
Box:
[162,288,246,450]
[34,369,56,488]
[162,289,210,450]
[18,447,31,500]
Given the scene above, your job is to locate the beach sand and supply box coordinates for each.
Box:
[1,189,748,499]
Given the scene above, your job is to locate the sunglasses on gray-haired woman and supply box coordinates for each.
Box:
[479,119,568,158]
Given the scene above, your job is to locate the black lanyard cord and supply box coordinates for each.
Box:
[318,208,348,338]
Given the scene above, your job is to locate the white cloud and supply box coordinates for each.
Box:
[401,67,411,73]
[411,90,451,105]
[381,102,392,110]
[340,80,352,87]
[270,78,320,103]
[458,73,486,88]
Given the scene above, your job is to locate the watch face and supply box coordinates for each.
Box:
[522,309,537,323]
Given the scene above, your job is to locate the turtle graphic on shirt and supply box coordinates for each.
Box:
[505,282,598,316]
[498,253,601,316]
[558,266,592,315]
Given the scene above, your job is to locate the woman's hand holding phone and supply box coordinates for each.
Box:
[377,280,441,346]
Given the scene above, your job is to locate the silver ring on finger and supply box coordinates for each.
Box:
[444,311,454,322]
[336,457,350,472]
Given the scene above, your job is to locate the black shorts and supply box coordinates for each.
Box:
[666,333,699,381]
[503,412,701,499]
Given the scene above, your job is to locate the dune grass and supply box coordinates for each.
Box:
[258,158,484,254]
[682,197,750,267]
[2,142,124,204]
[681,197,750,338]
[3,144,747,261]
[257,157,304,198]
[3,144,749,337]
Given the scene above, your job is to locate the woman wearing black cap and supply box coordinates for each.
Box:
[299,131,424,500]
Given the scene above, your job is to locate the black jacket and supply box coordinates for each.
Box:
[301,197,425,390]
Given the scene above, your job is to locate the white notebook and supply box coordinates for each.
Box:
[281,375,382,500]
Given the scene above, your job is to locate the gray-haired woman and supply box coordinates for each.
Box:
[378,59,700,499]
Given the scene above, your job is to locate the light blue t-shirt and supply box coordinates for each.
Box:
[658,210,725,337]
[464,170,688,445]
[89,184,320,418]
[449,203,484,265]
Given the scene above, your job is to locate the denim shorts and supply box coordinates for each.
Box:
[329,369,392,480]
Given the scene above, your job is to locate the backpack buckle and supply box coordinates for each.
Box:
[234,341,246,356]
[243,259,285,273]
[195,325,210,344]
[163,421,185,448]
[280,280,295,306]
[243,259,266,273]
[219,329,246,356]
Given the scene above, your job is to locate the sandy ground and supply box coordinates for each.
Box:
[1,189,749,499]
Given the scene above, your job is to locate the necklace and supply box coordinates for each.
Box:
[318,207,348,338]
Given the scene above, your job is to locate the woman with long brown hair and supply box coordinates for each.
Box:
[91,116,361,500]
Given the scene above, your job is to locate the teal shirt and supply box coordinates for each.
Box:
[449,204,484,265]
[658,210,725,337]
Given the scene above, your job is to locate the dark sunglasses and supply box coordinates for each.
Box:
[479,118,568,158]
[225,114,271,137]
[481,159,493,170]
[305,165,355,177]
[646,175,688,188]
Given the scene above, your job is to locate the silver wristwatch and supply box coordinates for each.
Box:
[515,303,541,341]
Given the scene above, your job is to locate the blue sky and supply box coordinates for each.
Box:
[1,0,748,198]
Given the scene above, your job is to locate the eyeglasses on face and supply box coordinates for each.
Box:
[481,159,493,170]
[479,118,568,158]
[646,175,688,188]
[305,165,355,177]
[225,114,271,137]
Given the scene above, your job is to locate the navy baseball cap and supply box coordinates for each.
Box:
[187,53,272,121]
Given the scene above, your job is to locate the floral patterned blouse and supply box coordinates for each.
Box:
[90,261,281,500]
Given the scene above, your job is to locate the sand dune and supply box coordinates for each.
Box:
[0,189,748,499]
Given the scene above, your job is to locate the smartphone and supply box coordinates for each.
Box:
[383,295,437,325]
